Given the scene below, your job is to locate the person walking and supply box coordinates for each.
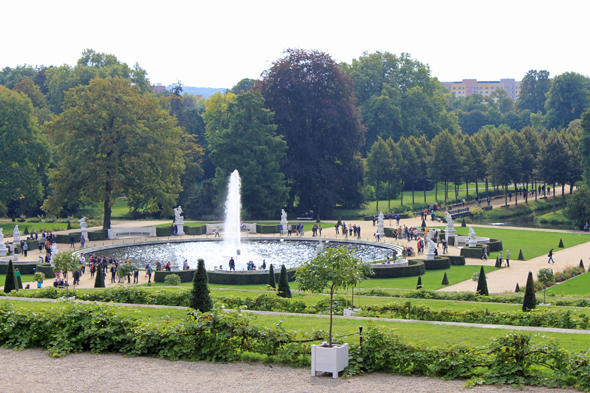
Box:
[22,242,28,257]
[548,248,555,263]
[498,251,503,266]
[506,250,510,267]
[70,235,75,249]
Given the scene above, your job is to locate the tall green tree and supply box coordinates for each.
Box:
[0,86,51,217]
[488,134,520,205]
[580,108,590,188]
[429,130,461,205]
[408,136,430,202]
[537,131,575,211]
[386,138,404,208]
[208,91,288,219]
[545,72,590,130]
[365,137,392,212]
[398,137,420,203]
[260,49,365,215]
[518,70,551,114]
[522,271,536,311]
[277,265,291,298]
[43,77,184,229]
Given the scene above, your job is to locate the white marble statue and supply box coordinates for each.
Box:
[174,206,184,223]
[79,217,88,230]
[446,211,454,225]
[0,228,3,242]
[281,209,288,224]
[426,231,437,253]
[468,226,476,240]
[378,211,384,226]
[12,225,21,242]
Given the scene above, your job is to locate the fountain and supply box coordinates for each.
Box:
[223,170,242,257]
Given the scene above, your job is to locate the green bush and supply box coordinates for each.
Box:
[370,260,425,278]
[267,264,276,289]
[476,265,488,296]
[277,265,291,298]
[35,264,56,279]
[3,260,17,293]
[95,265,105,288]
[416,276,423,289]
[421,257,451,270]
[156,227,173,237]
[88,230,108,241]
[189,259,213,312]
[441,272,449,285]
[256,224,278,234]
[164,274,181,286]
[522,272,536,311]
[155,269,196,283]
[184,226,205,236]
[0,263,37,275]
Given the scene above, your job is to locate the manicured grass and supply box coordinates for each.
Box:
[547,271,590,296]
[434,226,590,261]
[0,222,69,233]
[0,275,33,287]
[3,299,587,352]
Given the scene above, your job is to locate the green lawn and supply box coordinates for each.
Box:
[547,271,590,296]
[0,222,69,234]
[0,274,33,287]
[2,299,588,352]
[433,226,590,261]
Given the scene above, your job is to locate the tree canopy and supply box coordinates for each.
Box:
[43,77,185,229]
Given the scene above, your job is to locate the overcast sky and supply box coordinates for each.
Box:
[2,0,588,89]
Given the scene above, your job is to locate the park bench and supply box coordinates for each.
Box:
[108,227,156,239]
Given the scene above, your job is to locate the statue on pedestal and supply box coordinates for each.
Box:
[445,211,454,225]
[79,217,88,230]
[13,225,21,242]
[174,206,184,223]
[281,209,288,224]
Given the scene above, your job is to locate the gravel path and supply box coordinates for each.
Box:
[0,348,580,393]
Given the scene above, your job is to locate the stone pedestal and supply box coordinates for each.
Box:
[445,226,455,241]
[170,260,180,271]
[51,241,58,256]
[81,229,88,243]
[0,243,7,257]
[175,222,185,236]
[468,238,478,248]
[425,249,436,260]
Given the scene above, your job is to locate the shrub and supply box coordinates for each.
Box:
[267,264,276,289]
[580,259,585,271]
[416,276,423,289]
[67,221,72,230]
[277,265,291,298]
[164,274,181,286]
[518,249,524,260]
[189,259,212,312]
[515,283,520,293]
[476,265,488,296]
[558,238,564,248]
[522,272,536,311]
[441,272,449,285]
[3,260,17,294]
[94,265,105,288]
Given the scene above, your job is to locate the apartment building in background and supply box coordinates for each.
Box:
[443,79,521,100]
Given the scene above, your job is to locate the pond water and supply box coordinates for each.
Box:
[91,240,395,271]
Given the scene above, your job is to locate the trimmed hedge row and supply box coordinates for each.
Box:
[446,255,466,265]
[56,233,81,243]
[0,263,38,275]
[35,264,56,279]
[184,226,205,236]
[460,238,503,258]
[256,224,279,234]
[154,268,297,285]
[156,227,173,237]
[370,260,425,279]
[88,230,108,241]
[419,257,451,270]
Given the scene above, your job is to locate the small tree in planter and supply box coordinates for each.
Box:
[476,265,488,295]
[537,268,555,304]
[94,264,105,288]
[33,272,46,288]
[296,247,373,347]
[117,263,136,284]
[52,251,81,296]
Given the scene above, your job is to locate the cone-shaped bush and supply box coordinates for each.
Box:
[267,264,276,288]
[16,274,23,290]
[189,258,213,312]
[522,271,536,311]
[515,283,520,292]
[3,260,17,293]
[494,257,501,268]
[421,218,426,228]
[94,265,105,288]
[316,214,321,223]
[441,272,449,285]
[476,265,488,295]
[558,238,564,248]
[416,276,423,289]
[461,218,466,227]
[67,221,72,230]
[24,226,29,235]
[518,249,524,260]
[580,259,585,271]
[277,265,291,298]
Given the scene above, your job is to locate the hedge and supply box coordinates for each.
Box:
[56,233,81,244]
[384,228,395,237]
[446,255,465,265]
[370,260,425,279]
[26,239,39,250]
[0,263,38,275]
[156,227,173,237]
[155,268,297,285]
[419,257,451,270]
[184,226,205,236]
[35,264,56,279]
[88,230,108,241]
[460,246,485,258]
[256,224,278,234]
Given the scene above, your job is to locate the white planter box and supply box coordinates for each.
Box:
[311,342,349,379]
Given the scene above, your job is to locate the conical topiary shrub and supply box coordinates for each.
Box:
[421,218,426,228]
[24,226,29,235]
[518,249,524,260]
[16,272,23,290]
[494,257,501,268]
[67,221,72,230]
[189,258,213,312]
[558,238,564,248]
[94,265,105,288]
[268,264,276,289]
[476,265,488,296]
[580,259,585,272]
[515,283,520,292]
[316,214,321,223]
[416,276,423,289]
[441,272,449,285]
[522,271,536,312]
[461,218,466,227]
[277,265,291,298]
[3,260,17,293]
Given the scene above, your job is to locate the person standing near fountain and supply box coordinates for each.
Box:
[229,257,235,271]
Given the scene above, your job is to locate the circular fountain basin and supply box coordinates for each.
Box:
[80,237,404,271]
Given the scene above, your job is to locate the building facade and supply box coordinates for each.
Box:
[443,79,521,100]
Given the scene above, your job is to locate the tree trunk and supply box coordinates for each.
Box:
[562,183,565,207]
[475,179,479,200]
[387,182,391,211]
[504,184,508,206]
[329,286,334,347]
[466,181,469,203]
[376,182,380,213]
[423,180,427,202]
[435,182,438,201]
[514,182,518,207]
[485,178,489,196]
[103,183,112,230]
[412,182,415,204]
[553,183,556,213]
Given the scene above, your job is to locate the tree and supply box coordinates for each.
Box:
[43,77,185,229]
[0,86,51,217]
[366,137,392,212]
[537,131,573,211]
[416,276,423,289]
[189,258,213,312]
[441,272,449,285]
[545,72,590,130]
[488,134,520,206]
[208,91,288,219]
[580,108,590,188]
[267,264,276,289]
[537,268,555,304]
[476,265,488,296]
[228,78,256,95]
[398,137,420,203]
[277,265,291,298]
[117,262,136,284]
[94,264,105,288]
[408,136,430,202]
[522,271,536,311]
[52,251,81,296]
[259,49,365,215]
[296,247,373,347]
[518,70,551,114]
[3,260,17,293]
[564,187,590,229]
[429,130,461,205]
